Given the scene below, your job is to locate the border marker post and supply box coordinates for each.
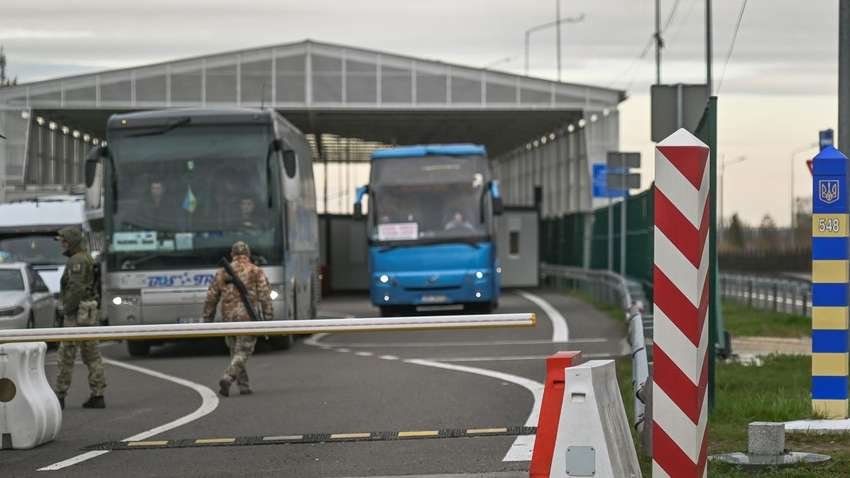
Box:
[652,128,711,477]
[811,145,850,419]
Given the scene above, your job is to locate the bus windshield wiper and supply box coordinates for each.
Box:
[130,117,192,137]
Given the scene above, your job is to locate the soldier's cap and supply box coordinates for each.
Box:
[231,241,251,257]
[55,227,83,243]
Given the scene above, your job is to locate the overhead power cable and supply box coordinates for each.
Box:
[717,0,749,94]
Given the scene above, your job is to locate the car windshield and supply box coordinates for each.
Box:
[0,270,25,291]
[369,155,492,243]
[106,124,282,270]
[0,235,66,265]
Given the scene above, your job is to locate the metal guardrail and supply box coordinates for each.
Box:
[539,264,651,451]
[718,273,812,317]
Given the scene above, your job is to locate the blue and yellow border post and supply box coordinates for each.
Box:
[812,146,850,419]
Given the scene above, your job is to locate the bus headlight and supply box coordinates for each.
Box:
[474,271,485,280]
[111,295,139,306]
[379,274,390,284]
[270,290,279,300]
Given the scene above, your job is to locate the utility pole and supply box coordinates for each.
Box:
[706,0,713,95]
[655,0,662,84]
[556,0,562,82]
[840,0,849,151]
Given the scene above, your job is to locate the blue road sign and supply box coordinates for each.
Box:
[592,164,625,198]
[820,129,835,151]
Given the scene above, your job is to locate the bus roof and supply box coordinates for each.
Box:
[371,144,487,160]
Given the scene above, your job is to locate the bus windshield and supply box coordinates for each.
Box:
[107,125,282,270]
[369,155,492,244]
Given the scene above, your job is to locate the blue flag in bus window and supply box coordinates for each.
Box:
[182,186,197,214]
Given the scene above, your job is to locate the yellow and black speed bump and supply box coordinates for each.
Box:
[87,426,537,451]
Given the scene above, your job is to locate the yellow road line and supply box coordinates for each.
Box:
[466,428,508,434]
[262,435,303,441]
[329,433,371,439]
[126,440,169,447]
[398,430,439,438]
[195,438,236,444]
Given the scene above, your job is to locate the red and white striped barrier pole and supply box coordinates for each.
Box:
[653,129,711,477]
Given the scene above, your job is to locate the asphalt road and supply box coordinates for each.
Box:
[2,289,628,478]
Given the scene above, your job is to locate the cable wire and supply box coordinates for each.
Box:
[717,0,749,94]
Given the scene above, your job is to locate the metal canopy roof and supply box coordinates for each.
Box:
[0,39,624,157]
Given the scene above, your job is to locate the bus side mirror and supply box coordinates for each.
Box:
[282,149,297,178]
[493,196,504,215]
[490,180,504,215]
[85,145,107,188]
[354,185,369,219]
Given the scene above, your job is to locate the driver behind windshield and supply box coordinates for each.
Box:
[444,210,474,232]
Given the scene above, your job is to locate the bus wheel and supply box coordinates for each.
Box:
[474,302,493,314]
[127,340,151,357]
[268,335,293,350]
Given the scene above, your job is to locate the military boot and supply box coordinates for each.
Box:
[218,376,232,397]
[82,395,105,409]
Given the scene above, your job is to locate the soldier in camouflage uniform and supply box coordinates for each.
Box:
[54,227,106,409]
[203,241,273,396]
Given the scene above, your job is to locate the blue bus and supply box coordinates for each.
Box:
[354,144,503,316]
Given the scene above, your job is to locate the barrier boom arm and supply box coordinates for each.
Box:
[0,313,536,344]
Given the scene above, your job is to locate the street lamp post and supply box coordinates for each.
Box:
[720,155,746,241]
[790,143,818,236]
[524,13,585,77]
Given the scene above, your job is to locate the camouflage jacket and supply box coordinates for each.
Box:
[60,249,95,316]
[203,256,273,322]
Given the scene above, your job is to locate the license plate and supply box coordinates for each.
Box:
[178,317,204,324]
[421,294,448,304]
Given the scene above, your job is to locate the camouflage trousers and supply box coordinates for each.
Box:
[55,315,106,397]
[223,336,257,390]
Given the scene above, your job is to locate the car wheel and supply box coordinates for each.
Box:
[127,340,151,357]
[267,335,293,350]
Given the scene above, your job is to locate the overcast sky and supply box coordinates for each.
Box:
[1,0,842,225]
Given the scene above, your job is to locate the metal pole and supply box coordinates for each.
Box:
[525,31,531,76]
[621,191,627,277]
[608,192,614,272]
[840,0,849,151]
[655,0,662,84]
[556,0,562,82]
[706,0,713,95]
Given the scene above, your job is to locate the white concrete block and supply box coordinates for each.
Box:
[550,359,641,478]
[0,342,62,449]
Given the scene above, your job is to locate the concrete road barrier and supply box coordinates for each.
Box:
[0,342,62,449]
[551,360,641,478]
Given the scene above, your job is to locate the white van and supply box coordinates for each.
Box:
[0,196,93,300]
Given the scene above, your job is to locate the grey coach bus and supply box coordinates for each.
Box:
[84,108,320,356]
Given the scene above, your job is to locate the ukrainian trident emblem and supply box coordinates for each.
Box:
[819,179,840,205]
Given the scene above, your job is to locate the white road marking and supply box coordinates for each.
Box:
[303,332,329,347]
[404,358,543,462]
[379,355,399,361]
[39,358,219,472]
[336,348,351,353]
[419,353,614,363]
[515,291,569,343]
[354,351,373,357]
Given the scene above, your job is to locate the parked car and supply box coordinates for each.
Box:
[0,262,57,330]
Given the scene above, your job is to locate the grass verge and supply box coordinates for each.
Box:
[722,300,810,338]
[617,355,850,477]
